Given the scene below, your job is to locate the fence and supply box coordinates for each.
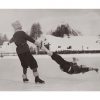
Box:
[0,52,17,57]
[1,50,100,57]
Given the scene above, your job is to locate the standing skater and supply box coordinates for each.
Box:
[41,44,99,74]
[8,20,45,84]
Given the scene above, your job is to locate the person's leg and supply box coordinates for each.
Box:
[18,53,29,82]
[23,67,27,74]
[80,65,99,74]
[27,52,45,84]
[32,68,45,84]
[22,68,29,82]
[88,67,99,73]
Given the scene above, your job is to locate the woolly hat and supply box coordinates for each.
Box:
[12,20,22,30]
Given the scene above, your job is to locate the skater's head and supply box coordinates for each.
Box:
[12,20,22,31]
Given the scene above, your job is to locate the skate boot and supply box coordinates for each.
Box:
[22,74,29,83]
[23,78,29,82]
[94,68,99,73]
[35,76,45,84]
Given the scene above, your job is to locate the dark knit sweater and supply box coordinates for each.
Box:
[10,31,35,54]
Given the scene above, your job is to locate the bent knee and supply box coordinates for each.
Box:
[33,68,37,72]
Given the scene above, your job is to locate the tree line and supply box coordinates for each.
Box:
[30,23,81,39]
[0,22,81,46]
[0,33,8,45]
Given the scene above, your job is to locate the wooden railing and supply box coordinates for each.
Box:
[0,52,17,57]
[1,50,100,57]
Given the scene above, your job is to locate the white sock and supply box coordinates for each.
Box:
[22,74,27,79]
[33,71,39,78]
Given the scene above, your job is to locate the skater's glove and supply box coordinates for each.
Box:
[34,41,41,47]
[7,42,10,45]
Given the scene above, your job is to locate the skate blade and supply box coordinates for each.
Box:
[23,81,29,83]
[35,82,45,84]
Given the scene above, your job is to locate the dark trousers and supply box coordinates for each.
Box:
[18,52,38,70]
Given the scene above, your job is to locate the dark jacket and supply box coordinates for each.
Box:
[10,31,35,54]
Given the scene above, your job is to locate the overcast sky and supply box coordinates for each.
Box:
[0,9,100,39]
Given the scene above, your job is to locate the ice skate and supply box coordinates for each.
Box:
[22,74,29,83]
[23,78,29,83]
[94,68,99,73]
[35,76,45,84]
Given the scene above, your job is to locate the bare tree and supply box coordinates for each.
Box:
[30,23,42,40]
[0,33,8,45]
[30,23,43,54]
[2,34,8,42]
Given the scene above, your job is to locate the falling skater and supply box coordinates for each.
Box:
[8,20,45,84]
[42,44,99,74]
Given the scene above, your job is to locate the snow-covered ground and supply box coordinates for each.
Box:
[0,54,100,91]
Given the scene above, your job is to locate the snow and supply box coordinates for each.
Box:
[43,35,100,51]
[0,35,100,53]
[0,54,100,91]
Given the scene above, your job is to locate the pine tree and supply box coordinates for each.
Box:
[30,23,43,54]
[52,24,81,37]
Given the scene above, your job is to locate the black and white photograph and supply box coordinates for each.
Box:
[0,9,100,91]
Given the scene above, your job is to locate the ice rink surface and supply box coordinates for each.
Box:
[0,54,100,91]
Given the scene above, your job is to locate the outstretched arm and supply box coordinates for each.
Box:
[41,43,53,56]
[24,32,42,47]
[8,37,14,45]
[24,33,35,44]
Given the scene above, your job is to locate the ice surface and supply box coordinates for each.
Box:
[0,54,100,91]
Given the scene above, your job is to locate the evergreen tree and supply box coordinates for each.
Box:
[52,24,81,37]
[30,23,42,39]
[30,23,43,54]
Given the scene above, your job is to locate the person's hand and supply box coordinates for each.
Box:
[35,41,41,47]
[7,42,10,45]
